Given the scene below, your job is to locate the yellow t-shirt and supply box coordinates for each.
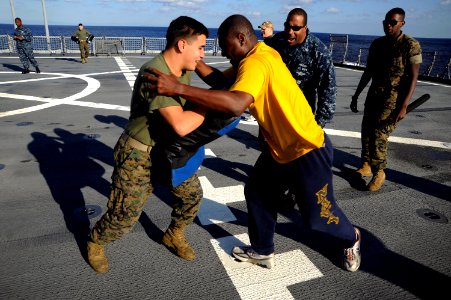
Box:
[230,42,324,163]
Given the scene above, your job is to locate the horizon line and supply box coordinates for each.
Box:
[0,23,449,40]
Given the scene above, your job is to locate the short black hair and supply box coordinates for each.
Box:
[287,8,308,26]
[165,16,209,50]
[218,14,256,41]
[79,23,83,26]
[15,17,22,22]
[386,7,405,19]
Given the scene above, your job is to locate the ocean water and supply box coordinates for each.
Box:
[1,24,449,78]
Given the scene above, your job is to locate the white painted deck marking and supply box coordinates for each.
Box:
[324,128,450,149]
[336,66,451,88]
[198,176,244,225]
[205,148,216,157]
[0,72,102,118]
[198,171,323,299]
[211,234,323,300]
[0,70,124,85]
[0,65,449,149]
[114,57,137,90]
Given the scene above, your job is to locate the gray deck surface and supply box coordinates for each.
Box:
[0,54,450,300]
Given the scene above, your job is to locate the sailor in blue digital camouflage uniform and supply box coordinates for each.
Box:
[266,8,336,128]
[13,18,40,74]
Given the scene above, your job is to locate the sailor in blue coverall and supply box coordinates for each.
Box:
[13,18,40,74]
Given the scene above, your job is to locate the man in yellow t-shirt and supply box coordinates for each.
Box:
[147,15,361,272]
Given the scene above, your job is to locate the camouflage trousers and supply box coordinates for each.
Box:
[361,106,399,172]
[90,136,203,245]
[17,46,38,69]
[79,41,89,59]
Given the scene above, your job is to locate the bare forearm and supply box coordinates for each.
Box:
[400,64,420,108]
[175,110,206,137]
[195,61,229,89]
[160,105,206,137]
[146,67,252,116]
[176,84,251,116]
[354,70,371,97]
[195,60,214,78]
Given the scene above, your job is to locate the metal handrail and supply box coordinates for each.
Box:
[1,34,449,80]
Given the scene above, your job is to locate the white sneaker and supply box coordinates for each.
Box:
[241,112,256,122]
[342,227,361,272]
[232,246,274,269]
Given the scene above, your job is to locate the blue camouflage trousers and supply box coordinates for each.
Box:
[90,135,203,245]
[17,46,38,69]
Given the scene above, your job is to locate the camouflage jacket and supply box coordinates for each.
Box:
[365,32,422,110]
[14,26,33,48]
[72,29,92,42]
[267,31,336,127]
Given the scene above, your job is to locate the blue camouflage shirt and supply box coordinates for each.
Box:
[14,26,33,49]
[267,30,336,127]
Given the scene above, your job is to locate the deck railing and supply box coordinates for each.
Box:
[0,34,221,56]
[1,34,449,81]
[328,34,448,80]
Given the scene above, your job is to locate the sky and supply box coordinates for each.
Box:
[1,0,450,39]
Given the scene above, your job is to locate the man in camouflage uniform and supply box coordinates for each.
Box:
[86,16,209,273]
[72,23,92,64]
[266,8,336,128]
[13,18,40,74]
[351,7,422,191]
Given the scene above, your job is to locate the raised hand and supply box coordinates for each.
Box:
[350,95,359,113]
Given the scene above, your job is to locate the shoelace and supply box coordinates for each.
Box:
[246,248,256,257]
[91,247,103,256]
[345,248,354,261]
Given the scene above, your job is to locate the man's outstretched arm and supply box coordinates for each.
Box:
[350,69,372,113]
[195,61,231,89]
[143,68,252,116]
[394,63,420,122]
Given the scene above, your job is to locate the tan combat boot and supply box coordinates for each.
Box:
[162,222,195,261]
[87,241,108,273]
[356,162,372,177]
[367,170,386,192]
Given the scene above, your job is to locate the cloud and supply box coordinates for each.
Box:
[440,0,451,4]
[286,0,313,6]
[116,0,147,2]
[325,7,340,14]
[154,0,208,6]
[152,0,209,12]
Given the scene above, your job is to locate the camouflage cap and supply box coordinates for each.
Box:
[258,21,273,29]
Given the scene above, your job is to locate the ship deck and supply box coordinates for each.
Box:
[0,54,450,300]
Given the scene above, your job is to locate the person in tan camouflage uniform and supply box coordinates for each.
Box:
[86,16,209,273]
[350,7,422,191]
[72,23,92,64]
